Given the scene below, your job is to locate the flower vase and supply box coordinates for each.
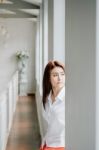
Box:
[18,57,28,96]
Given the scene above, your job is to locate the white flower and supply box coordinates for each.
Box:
[16,50,29,59]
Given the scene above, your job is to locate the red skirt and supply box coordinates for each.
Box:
[40,144,65,150]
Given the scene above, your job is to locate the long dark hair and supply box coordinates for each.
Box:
[42,60,65,108]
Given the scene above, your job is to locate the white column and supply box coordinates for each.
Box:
[96,0,99,149]
[35,4,44,139]
[48,0,54,61]
[65,0,96,149]
[39,3,43,94]
[53,0,65,64]
[35,16,40,86]
[35,3,43,94]
[43,0,48,68]
[47,0,65,63]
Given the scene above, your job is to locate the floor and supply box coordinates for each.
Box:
[5,95,41,150]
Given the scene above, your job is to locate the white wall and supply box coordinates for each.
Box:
[0,19,36,94]
[65,0,96,150]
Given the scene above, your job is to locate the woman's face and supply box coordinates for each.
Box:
[50,67,65,89]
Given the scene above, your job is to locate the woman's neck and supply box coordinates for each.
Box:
[52,88,60,97]
[51,86,63,103]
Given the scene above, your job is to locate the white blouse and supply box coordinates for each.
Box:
[42,86,65,147]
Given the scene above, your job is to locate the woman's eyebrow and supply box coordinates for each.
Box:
[51,72,64,74]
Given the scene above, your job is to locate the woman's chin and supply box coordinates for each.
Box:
[57,84,64,89]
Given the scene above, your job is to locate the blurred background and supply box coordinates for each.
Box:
[0,0,98,150]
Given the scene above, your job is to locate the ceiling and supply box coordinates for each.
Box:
[0,0,42,19]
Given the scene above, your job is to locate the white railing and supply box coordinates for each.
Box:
[0,70,18,150]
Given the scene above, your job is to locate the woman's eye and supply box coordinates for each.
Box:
[53,74,58,77]
[52,73,65,77]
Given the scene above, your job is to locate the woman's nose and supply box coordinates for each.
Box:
[58,74,61,80]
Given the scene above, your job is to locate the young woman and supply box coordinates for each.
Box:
[40,60,65,150]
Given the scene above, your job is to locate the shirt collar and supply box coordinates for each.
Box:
[56,86,65,101]
[48,86,65,102]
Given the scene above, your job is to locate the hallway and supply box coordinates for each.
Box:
[5,95,41,150]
